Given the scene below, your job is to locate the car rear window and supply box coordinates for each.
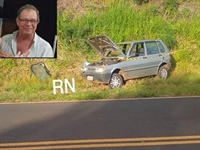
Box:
[157,41,166,53]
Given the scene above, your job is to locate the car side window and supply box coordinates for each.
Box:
[138,43,145,56]
[157,41,165,53]
[129,43,144,57]
[146,41,159,55]
[129,44,136,56]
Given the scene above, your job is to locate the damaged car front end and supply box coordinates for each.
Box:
[81,35,126,85]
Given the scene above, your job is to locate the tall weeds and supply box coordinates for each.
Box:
[58,0,177,49]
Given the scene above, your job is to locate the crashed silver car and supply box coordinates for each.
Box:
[81,35,171,88]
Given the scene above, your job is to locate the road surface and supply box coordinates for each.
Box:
[0,96,200,149]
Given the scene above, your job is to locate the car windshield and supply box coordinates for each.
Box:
[105,47,123,57]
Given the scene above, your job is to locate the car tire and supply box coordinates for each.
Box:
[158,66,169,79]
[109,73,124,89]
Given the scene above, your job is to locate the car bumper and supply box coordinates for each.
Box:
[82,72,110,83]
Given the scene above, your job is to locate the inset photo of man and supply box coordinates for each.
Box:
[0,0,57,58]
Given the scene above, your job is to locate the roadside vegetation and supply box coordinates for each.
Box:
[0,0,200,102]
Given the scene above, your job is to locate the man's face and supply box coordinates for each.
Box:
[16,9,39,35]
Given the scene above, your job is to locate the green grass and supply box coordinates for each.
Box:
[0,0,200,102]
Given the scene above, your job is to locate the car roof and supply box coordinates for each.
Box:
[117,39,162,45]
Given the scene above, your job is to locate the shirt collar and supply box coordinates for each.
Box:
[13,30,37,41]
[13,30,38,48]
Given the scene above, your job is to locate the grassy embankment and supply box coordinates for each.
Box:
[0,0,200,102]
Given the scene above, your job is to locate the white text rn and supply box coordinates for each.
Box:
[53,78,76,94]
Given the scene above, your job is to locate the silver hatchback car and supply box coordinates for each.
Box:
[81,35,171,88]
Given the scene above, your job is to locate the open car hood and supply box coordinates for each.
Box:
[86,35,125,58]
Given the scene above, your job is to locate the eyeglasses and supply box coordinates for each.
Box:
[18,18,39,24]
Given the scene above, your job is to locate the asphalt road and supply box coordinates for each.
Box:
[0,96,200,149]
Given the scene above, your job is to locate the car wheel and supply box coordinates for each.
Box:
[158,66,169,79]
[109,73,124,88]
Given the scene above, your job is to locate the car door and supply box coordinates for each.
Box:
[145,41,162,75]
[126,42,148,79]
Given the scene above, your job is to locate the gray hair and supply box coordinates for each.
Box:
[17,4,40,21]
